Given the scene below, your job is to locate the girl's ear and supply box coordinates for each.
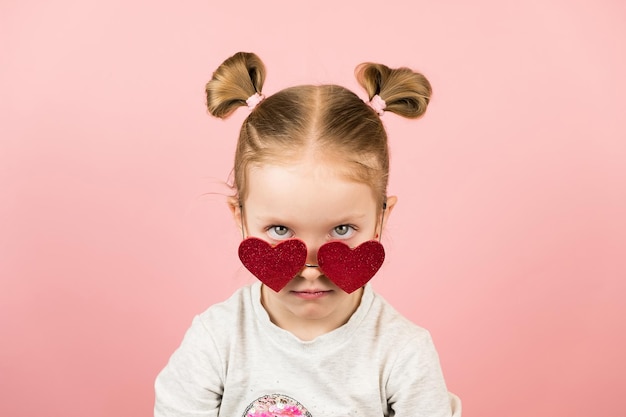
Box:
[381,195,398,230]
[228,196,243,233]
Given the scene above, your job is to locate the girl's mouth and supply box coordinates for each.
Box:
[291,290,332,299]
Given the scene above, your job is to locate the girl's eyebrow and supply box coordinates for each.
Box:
[253,214,289,224]
[332,213,368,224]
[255,212,368,225]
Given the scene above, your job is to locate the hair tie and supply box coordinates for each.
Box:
[368,94,386,116]
[246,92,265,110]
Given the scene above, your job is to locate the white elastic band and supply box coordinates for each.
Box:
[368,94,386,116]
[246,92,265,110]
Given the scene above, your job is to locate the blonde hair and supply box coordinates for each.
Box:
[205,52,432,207]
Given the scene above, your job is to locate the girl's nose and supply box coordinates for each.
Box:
[305,241,321,266]
[299,243,322,280]
[299,262,322,281]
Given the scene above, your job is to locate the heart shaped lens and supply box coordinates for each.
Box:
[238,237,307,292]
[317,240,385,294]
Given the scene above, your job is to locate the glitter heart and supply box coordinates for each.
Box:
[317,240,385,294]
[238,237,307,292]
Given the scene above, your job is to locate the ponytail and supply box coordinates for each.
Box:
[355,62,431,119]
[205,52,266,118]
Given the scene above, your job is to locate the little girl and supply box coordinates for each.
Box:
[155,52,461,417]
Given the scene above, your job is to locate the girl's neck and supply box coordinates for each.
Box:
[260,286,364,342]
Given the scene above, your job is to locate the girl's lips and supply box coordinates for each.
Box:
[291,290,333,299]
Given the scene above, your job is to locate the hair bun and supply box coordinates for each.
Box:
[205,52,266,118]
[355,62,432,119]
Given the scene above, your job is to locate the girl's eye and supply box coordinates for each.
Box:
[267,225,294,240]
[330,224,356,239]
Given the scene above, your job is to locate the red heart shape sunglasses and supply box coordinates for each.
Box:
[238,238,385,294]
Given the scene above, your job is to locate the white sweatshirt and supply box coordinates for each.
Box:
[155,283,461,417]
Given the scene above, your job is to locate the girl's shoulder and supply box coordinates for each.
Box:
[368,287,435,344]
[196,283,259,325]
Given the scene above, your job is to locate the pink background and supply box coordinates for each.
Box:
[2,1,625,416]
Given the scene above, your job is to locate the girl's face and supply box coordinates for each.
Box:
[234,158,396,338]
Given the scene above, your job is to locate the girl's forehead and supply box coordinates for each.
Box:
[244,162,378,215]
[249,159,339,179]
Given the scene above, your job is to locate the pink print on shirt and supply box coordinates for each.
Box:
[242,394,312,417]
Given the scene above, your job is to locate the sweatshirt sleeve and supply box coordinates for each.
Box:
[154,315,224,417]
[386,330,461,417]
